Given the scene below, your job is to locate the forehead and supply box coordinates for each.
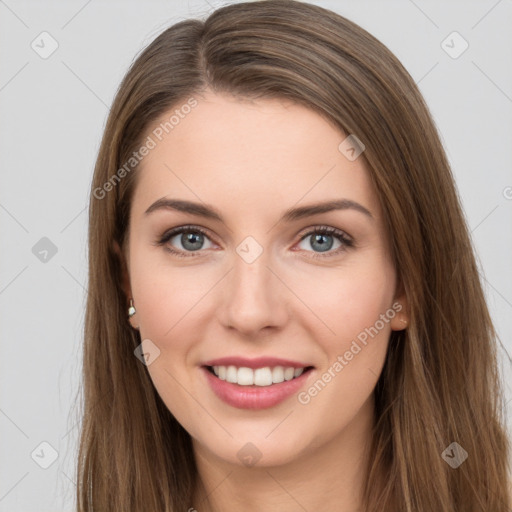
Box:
[131,92,380,223]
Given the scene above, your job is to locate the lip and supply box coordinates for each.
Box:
[201,365,314,410]
[201,356,312,369]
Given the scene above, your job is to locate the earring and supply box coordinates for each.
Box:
[400,318,408,327]
[128,299,136,317]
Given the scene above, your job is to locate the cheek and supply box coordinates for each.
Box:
[291,258,396,347]
[129,247,206,343]
[292,258,395,418]
[294,270,395,446]
[129,256,210,437]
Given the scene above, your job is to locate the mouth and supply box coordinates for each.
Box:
[204,364,315,387]
[201,361,315,410]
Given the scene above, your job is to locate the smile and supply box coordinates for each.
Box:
[201,357,315,409]
[207,365,308,386]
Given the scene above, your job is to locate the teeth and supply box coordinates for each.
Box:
[237,367,254,385]
[226,365,237,383]
[272,366,284,383]
[211,365,306,386]
[284,367,295,381]
[254,367,272,386]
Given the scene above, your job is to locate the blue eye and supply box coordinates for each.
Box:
[297,226,353,259]
[155,225,353,258]
[156,225,213,257]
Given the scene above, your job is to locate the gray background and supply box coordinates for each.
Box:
[1,0,511,510]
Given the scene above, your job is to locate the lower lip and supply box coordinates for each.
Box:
[202,367,313,410]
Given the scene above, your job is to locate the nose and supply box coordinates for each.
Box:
[217,245,289,338]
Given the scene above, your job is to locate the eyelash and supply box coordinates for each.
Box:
[154,224,354,259]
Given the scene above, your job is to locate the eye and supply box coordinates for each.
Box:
[155,224,354,259]
[155,225,215,257]
[295,226,353,258]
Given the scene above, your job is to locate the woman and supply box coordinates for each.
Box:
[77,1,511,510]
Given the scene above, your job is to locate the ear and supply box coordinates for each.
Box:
[112,240,139,330]
[390,280,409,331]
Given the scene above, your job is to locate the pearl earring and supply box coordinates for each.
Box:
[128,299,136,317]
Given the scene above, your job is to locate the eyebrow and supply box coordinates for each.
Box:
[144,198,373,222]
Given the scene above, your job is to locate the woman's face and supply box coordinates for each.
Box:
[123,91,408,468]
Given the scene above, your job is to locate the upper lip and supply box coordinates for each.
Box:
[202,356,313,369]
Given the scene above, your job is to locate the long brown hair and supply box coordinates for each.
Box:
[77,1,512,510]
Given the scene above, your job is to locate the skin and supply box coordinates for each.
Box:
[117,90,408,512]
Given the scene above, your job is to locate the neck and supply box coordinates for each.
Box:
[191,394,376,512]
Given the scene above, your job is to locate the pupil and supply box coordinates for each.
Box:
[312,234,333,252]
[183,232,203,251]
